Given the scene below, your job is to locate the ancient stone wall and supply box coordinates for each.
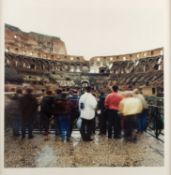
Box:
[89,48,163,73]
[5,24,67,56]
[4,24,164,96]
[5,52,90,89]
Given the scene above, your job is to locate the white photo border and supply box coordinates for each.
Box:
[0,0,170,175]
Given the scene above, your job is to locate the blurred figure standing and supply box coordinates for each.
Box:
[98,91,107,135]
[40,90,54,139]
[119,92,143,142]
[53,92,73,142]
[53,89,62,136]
[105,85,123,139]
[20,88,38,139]
[11,88,23,136]
[79,86,97,141]
[133,89,148,133]
[67,89,79,137]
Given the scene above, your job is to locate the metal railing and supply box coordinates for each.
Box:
[5,94,164,140]
[146,96,164,140]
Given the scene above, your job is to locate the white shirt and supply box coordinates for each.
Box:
[79,92,97,120]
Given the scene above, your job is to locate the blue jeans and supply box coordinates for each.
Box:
[58,115,70,140]
[137,110,147,132]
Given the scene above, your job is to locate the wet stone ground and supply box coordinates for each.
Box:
[5,130,164,167]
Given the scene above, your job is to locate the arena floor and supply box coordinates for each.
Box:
[4,130,164,167]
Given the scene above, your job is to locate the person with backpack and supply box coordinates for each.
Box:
[53,89,73,142]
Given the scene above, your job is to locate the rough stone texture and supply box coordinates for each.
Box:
[4,131,164,168]
[5,24,163,95]
[5,24,67,55]
[5,52,163,94]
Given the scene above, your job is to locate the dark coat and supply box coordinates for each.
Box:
[40,95,54,115]
[98,94,106,111]
[10,93,23,117]
[67,95,79,119]
[53,94,73,116]
[20,94,38,121]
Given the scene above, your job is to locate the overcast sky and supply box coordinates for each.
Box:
[2,0,166,59]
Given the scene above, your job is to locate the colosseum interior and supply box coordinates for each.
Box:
[4,24,164,168]
[5,24,163,97]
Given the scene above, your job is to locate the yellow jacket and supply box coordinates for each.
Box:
[119,97,143,116]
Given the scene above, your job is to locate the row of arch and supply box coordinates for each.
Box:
[109,71,163,87]
[110,56,163,74]
[5,53,90,73]
[5,53,163,76]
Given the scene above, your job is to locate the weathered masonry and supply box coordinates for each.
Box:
[5,24,163,96]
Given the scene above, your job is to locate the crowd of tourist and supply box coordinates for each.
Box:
[8,84,148,143]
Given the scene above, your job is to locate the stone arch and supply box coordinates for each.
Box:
[36,59,44,72]
[82,64,89,73]
[55,61,60,71]
[125,61,134,73]
[81,80,89,87]
[29,58,37,71]
[43,60,50,72]
[70,64,76,72]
